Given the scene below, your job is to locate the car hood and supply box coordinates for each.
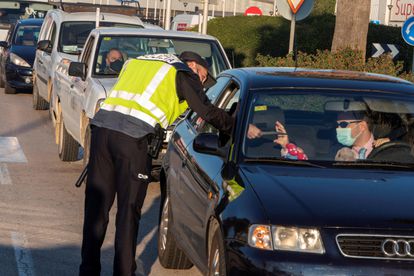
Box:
[97,77,117,97]
[241,164,414,230]
[10,45,36,66]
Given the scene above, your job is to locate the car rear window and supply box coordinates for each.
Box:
[58,21,142,54]
[14,25,41,46]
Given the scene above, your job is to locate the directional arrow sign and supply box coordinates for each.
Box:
[371,43,400,60]
[287,0,305,14]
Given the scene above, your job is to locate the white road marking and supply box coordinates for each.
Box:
[0,163,12,185]
[11,231,35,276]
[0,137,27,163]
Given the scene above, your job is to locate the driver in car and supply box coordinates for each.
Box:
[104,48,124,74]
[335,111,389,160]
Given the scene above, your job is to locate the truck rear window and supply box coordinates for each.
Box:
[58,21,142,54]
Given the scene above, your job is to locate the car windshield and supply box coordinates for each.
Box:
[243,89,414,167]
[14,25,41,46]
[58,22,142,54]
[93,35,228,77]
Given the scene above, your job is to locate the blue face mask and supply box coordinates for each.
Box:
[336,127,356,146]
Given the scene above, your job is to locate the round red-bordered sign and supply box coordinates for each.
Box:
[244,6,262,16]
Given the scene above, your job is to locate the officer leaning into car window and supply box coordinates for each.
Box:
[79,51,262,276]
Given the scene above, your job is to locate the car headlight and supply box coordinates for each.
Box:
[248,225,325,254]
[248,225,273,250]
[10,53,30,67]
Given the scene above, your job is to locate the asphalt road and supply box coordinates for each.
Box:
[0,88,201,276]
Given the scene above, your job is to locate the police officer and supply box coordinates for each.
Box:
[79,51,261,275]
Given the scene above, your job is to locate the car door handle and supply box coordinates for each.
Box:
[70,84,74,89]
[38,60,43,65]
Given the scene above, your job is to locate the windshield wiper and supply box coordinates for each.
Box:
[245,158,326,168]
[333,160,414,169]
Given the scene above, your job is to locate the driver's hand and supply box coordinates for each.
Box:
[247,124,262,139]
[373,138,390,148]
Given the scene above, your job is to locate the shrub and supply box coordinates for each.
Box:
[207,10,413,70]
[256,48,413,81]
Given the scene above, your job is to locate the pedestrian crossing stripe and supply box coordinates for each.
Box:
[0,137,27,163]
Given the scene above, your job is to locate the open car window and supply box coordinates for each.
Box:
[243,89,414,167]
[190,79,240,135]
[93,35,228,77]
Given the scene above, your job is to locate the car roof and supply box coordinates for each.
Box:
[222,67,414,94]
[46,9,143,26]
[89,27,219,41]
[15,18,44,26]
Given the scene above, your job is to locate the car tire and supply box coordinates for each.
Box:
[0,69,4,88]
[208,229,227,276]
[4,81,16,94]
[32,80,49,110]
[157,196,193,269]
[82,125,91,166]
[58,116,80,162]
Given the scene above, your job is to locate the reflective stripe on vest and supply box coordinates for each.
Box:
[101,58,189,129]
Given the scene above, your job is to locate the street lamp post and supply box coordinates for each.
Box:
[385,0,393,26]
[202,0,209,34]
[165,0,172,30]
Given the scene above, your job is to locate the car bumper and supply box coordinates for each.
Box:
[5,63,33,89]
[225,240,414,276]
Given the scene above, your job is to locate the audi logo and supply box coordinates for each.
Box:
[381,239,414,257]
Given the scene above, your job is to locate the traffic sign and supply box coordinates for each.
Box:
[371,43,400,60]
[402,16,414,46]
[287,0,305,14]
[244,6,262,16]
[278,0,314,21]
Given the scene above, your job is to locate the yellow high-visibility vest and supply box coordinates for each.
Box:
[101,55,189,129]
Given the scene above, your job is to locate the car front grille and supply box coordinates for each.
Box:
[336,234,414,261]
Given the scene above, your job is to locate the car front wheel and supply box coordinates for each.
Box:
[32,80,48,110]
[58,116,79,161]
[208,229,226,276]
[157,196,193,269]
[4,81,16,94]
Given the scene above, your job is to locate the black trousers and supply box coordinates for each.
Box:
[79,126,151,276]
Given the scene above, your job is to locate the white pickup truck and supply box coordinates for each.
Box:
[54,27,231,166]
[33,3,144,111]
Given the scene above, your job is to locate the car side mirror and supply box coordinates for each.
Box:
[37,40,51,53]
[69,62,87,80]
[0,41,8,48]
[193,133,226,157]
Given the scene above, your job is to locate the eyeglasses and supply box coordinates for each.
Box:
[337,120,362,128]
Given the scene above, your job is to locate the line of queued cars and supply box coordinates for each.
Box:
[0,3,232,173]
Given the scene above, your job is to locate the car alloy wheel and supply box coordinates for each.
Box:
[159,197,169,253]
[211,247,220,276]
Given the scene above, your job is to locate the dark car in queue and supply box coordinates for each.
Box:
[0,18,43,94]
[158,67,414,275]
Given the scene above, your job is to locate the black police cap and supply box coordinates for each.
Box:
[179,51,209,69]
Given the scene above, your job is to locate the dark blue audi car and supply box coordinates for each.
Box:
[158,68,414,275]
[0,18,43,94]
